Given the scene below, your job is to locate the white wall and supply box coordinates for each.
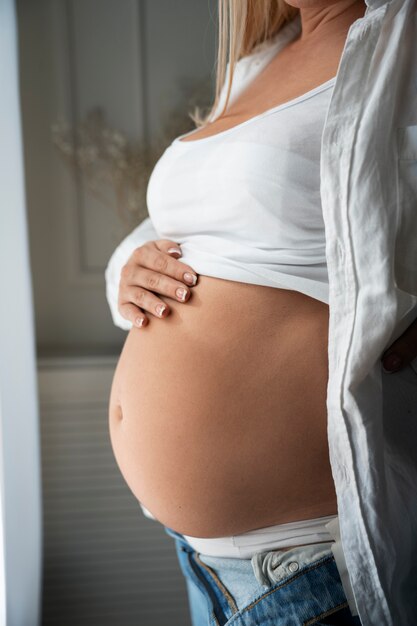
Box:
[17,0,217,356]
[0,0,42,624]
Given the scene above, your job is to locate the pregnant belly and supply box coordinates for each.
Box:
[108,276,338,538]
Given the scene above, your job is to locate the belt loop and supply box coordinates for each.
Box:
[325,516,359,616]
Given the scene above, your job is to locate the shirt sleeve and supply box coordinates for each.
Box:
[104,216,160,331]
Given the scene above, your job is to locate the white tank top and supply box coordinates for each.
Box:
[146,75,336,305]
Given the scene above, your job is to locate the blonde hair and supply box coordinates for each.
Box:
[190,0,300,128]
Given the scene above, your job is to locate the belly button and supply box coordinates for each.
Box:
[114,405,123,421]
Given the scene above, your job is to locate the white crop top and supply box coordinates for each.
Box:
[145,76,336,305]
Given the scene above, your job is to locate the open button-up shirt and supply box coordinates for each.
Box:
[105,0,417,623]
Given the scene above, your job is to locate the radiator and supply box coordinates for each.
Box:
[38,356,191,626]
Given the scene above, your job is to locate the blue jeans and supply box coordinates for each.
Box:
[164,526,363,626]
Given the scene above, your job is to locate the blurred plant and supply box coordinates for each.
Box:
[50,76,213,230]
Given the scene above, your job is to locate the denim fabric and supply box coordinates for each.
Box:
[164,525,363,626]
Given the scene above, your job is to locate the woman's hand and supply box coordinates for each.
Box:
[118,239,198,328]
[381,317,417,373]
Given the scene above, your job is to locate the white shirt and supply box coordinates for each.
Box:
[105,0,417,623]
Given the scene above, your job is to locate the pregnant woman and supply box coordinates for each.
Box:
[105,0,417,623]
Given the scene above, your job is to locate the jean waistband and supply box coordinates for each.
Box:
[250,540,335,587]
[165,518,359,618]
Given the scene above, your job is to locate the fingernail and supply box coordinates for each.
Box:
[135,317,145,327]
[176,287,188,301]
[168,247,182,257]
[183,272,197,286]
[156,304,167,317]
[382,353,402,373]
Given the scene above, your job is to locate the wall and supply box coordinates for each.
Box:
[15,1,217,623]
[17,0,217,356]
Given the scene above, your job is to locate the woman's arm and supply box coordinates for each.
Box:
[105,217,159,330]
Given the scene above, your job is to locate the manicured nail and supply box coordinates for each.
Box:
[135,317,145,327]
[382,353,402,373]
[183,272,197,286]
[156,304,167,317]
[176,287,188,301]
[168,247,182,257]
